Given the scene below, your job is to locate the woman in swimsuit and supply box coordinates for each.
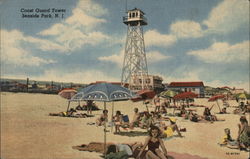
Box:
[136,126,168,159]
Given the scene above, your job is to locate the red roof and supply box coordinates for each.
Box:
[169,82,204,87]
[89,81,129,87]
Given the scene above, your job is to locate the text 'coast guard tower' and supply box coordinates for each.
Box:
[121,8,149,90]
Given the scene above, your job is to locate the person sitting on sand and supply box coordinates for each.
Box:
[178,105,187,117]
[136,126,168,159]
[129,108,141,129]
[96,109,108,126]
[203,105,218,121]
[188,111,202,122]
[219,128,235,146]
[139,111,153,130]
[160,117,182,138]
[237,116,250,150]
[219,107,227,114]
[113,110,123,134]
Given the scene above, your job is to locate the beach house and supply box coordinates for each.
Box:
[168,81,205,97]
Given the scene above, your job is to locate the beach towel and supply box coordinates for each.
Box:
[106,151,128,159]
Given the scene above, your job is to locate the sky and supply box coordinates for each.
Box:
[0,0,249,91]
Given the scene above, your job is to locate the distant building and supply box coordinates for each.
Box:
[129,75,164,92]
[231,88,245,95]
[168,81,205,97]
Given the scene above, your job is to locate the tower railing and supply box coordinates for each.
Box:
[123,16,147,25]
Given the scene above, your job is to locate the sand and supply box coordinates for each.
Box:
[1,92,249,159]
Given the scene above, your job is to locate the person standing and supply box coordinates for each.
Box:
[154,95,161,113]
[86,100,93,115]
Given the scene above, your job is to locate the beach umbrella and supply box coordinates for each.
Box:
[70,82,135,158]
[173,92,198,100]
[237,93,248,99]
[58,88,77,100]
[208,94,225,112]
[208,94,225,102]
[131,89,155,112]
[160,90,177,98]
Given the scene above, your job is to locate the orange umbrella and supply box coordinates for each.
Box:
[131,89,156,102]
[208,95,225,102]
[208,94,225,112]
[58,88,77,100]
[173,92,198,100]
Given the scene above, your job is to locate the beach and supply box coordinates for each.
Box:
[1,92,249,159]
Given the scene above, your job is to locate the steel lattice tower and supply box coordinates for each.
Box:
[121,8,149,90]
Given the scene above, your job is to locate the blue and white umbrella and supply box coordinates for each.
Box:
[69,82,135,157]
[70,82,134,102]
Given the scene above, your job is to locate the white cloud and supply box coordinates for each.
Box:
[187,41,249,63]
[98,50,171,67]
[144,29,177,47]
[1,29,57,66]
[98,50,124,67]
[147,51,171,63]
[203,0,249,34]
[170,20,203,38]
[38,0,109,51]
[159,70,201,84]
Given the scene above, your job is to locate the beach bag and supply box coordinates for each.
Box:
[122,115,129,122]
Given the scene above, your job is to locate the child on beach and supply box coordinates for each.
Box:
[113,110,123,134]
[96,109,108,126]
[136,126,168,159]
[219,128,235,146]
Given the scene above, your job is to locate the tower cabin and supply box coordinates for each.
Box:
[123,8,147,26]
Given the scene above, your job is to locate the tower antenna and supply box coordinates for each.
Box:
[125,0,127,12]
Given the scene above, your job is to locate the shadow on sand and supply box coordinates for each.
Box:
[115,131,148,137]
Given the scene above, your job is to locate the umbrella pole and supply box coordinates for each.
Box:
[145,101,149,112]
[111,102,114,133]
[216,100,221,112]
[104,101,107,159]
[66,100,71,112]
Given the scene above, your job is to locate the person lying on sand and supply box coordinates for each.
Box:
[160,117,183,138]
[106,142,144,159]
[188,112,203,122]
[96,109,108,126]
[219,107,227,114]
[49,108,93,118]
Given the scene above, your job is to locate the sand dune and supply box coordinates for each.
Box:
[1,92,249,159]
